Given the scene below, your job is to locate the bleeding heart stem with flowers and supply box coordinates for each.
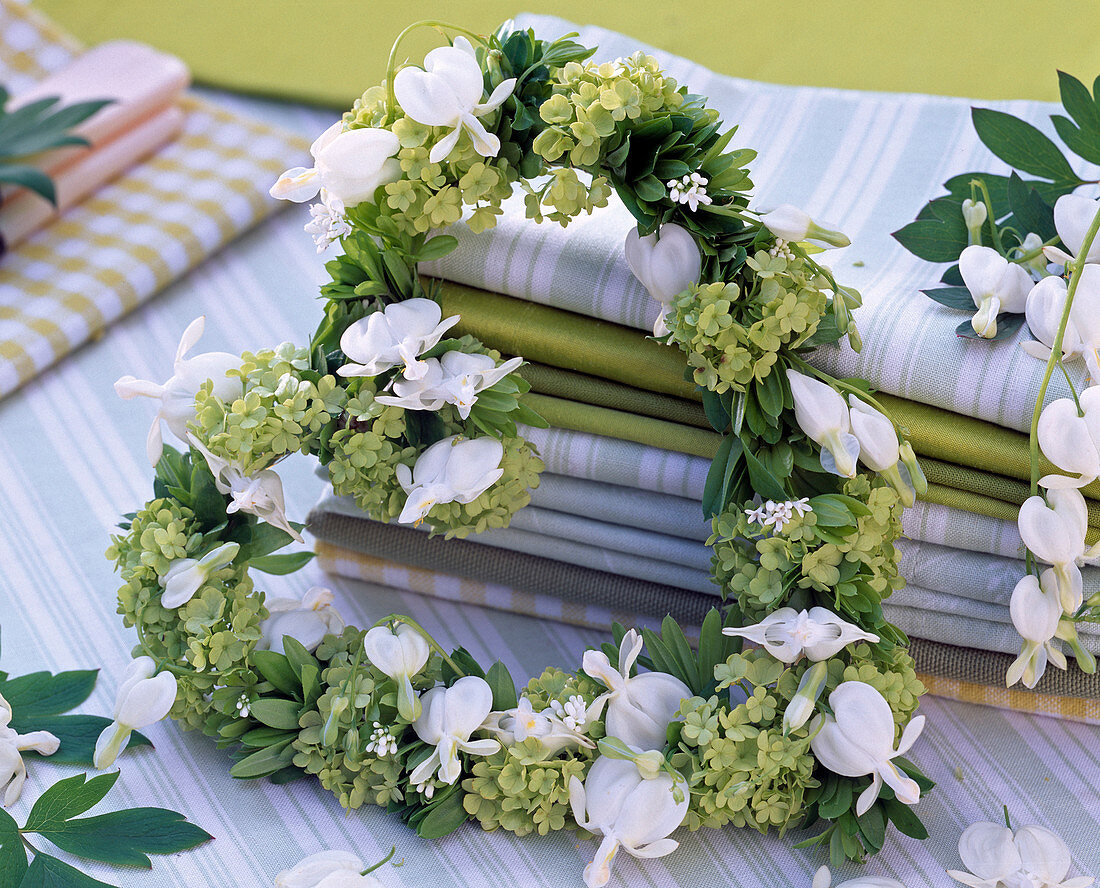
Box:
[104,20,935,886]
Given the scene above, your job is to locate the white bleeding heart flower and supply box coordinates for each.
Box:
[582,629,690,751]
[0,692,60,806]
[759,204,851,247]
[274,850,383,888]
[160,541,240,609]
[784,660,829,732]
[1036,386,1100,489]
[114,316,243,465]
[1043,193,1100,267]
[270,122,401,208]
[1017,487,1100,613]
[1016,232,1052,277]
[786,369,860,478]
[722,606,879,664]
[259,587,345,655]
[394,435,504,525]
[1020,274,1100,380]
[93,657,177,769]
[480,697,595,753]
[623,223,702,336]
[373,358,448,413]
[393,36,516,165]
[409,676,500,787]
[959,245,1033,339]
[568,754,689,888]
[848,397,915,507]
[363,623,430,721]
[375,351,523,419]
[948,820,1093,888]
[809,681,925,816]
[188,434,302,544]
[338,299,460,381]
[1007,570,1068,689]
[812,865,907,888]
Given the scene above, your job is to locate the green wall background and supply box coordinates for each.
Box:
[32,0,1100,108]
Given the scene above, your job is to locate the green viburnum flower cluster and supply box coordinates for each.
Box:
[462,667,605,836]
[192,344,346,474]
[108,498,266,731]
[711,476,905,628]
[667,248,831,393]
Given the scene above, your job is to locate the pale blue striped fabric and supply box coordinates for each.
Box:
[2,14,1099,888]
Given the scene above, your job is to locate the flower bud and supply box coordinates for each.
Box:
[961,198,988,245]
[783,660,828,732]
[760,204,850,248]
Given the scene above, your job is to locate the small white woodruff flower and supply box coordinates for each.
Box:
[746,498,814,533]
[480,697,595,753]
[159,541,240,609]
[304,197,352,253]
[568,754,689,888]
[1044,193,1100,267]
[1035,386,1100,490]
[393,36,516,165]
[375,351,523,419]
[274,850,384,888]
[235,693,251,719]
[363,623,430,722]
[583,629,691,751]
[1017,487,1100,613]
[114,316,243,465]
[188,435,302,543]
[550,694,590,732]
[666,172,712,212]
[270,121,401,208]
[94,657,177,770]
[1007,570,1068,689]
[959,244,1032,338]
[410,676,500,786]
[948,820,1093,888]
[338,298,460,381]
[623,223,702,336]
[365,721,398,758]
[769,238,795,260]
[394,435,504,525]
[809,681,925,816]
[259,587,345,654]
[812,865,907,888]
[723,606,879,664]
[786,369,860,478]
[760,204,851,248]
[0,692,60,806]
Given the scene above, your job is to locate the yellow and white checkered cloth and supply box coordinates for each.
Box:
[0,1,308,397]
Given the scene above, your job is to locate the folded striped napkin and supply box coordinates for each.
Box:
[0,1,308,397]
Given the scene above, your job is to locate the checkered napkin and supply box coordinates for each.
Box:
[0,1,308,397]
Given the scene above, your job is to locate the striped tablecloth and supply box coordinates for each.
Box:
[1,14,1097,888]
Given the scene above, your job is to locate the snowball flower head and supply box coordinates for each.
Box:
[94,657,177,769]
[722,606,879,664]
[259,587,345,654]
[809,680,925,815]
[568,754,689,888]
[583,629,690,750]
[338,298,460,381]
[114,316,242,465]
[948,820,1092,888]
[959,245,1032,338]
[394,435,504,525]
[393,36,516,164]
[270,121,401,208]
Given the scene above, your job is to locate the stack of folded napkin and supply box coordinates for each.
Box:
[309,15,1100,720]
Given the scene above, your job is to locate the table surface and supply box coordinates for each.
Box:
[0,91,1097,888]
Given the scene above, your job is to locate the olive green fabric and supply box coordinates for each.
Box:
[32,1,1100,107]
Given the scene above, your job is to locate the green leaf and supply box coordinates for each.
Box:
[233,521,297,562]
[892,213,967,263]
[249,551,315,575]
[36,808,213,868]
[743,445,787,501]
[24,773,120,832]
[485,661,518,711]
[1058,70,1100,131]
[659,615,700,692]
[414,786,469,839]
[858,804,887,853]
[883,798,929,839]
[0,163,55,204]
[817,777,852,820]
[414,235,459,262]
[700,387,730,432]
[8,715,149,765]
[971,107,1079,183]
[230,741,294,779]
[955,313,1024,342]
[17,853,115,888]
[247,698,301,731]
[0,808,27,888]
[0,670,98,718]
[279,636,320,683]
[921,286,975,311]
[1006,172,1056,241]
[701,434,734,517]
[250,651,300,698]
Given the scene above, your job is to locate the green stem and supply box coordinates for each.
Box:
[1027,205,1100,498]
[974,178,1004,254]
[1058,360,1083,415]
[371,613,466,677]
[384,21,489,125]
[1010,234,1061,265]
[361,846,397,876]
